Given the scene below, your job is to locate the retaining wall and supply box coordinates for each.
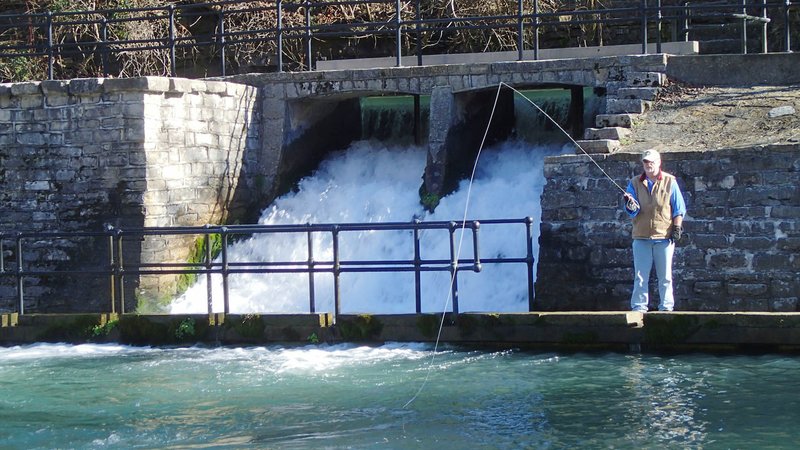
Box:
[535,144,800,312]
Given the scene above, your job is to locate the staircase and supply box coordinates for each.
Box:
[576,71,667,155]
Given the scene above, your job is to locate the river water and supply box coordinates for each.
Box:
[1,343,799,449]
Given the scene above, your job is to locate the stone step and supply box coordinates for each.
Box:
[595,113,636,128]
[627,71,668,87]
[575,139,620,154]
[606,98,652,114]
[584,126,632,141]
[617,87,660,101]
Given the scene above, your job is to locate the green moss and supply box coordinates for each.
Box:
[338,314,383,340]
[416,314,440,339]
[644,315,701,346]
[176,233,223,295]
[118,316,209,345]
[37,315,103,342]
[226,314,265,339]
[419,185,440,212]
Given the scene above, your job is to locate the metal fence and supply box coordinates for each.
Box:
[0,218,537,319]
[0,0,796,79]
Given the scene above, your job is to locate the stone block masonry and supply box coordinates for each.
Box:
[535,144,800,312]
[0,77,259,312]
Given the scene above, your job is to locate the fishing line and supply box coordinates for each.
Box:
[403,82,505,409]
[404,81,636,409]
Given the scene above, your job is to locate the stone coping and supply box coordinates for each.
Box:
[2,312,799,353]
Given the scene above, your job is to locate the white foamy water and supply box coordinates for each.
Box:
[170,140,566,314]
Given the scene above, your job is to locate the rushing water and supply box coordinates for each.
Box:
[171,140,566,315]
[1,343,799,449]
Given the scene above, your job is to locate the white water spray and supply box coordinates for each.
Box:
[171,140,567,314]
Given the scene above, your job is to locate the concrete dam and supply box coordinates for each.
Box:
[0,52,798,316]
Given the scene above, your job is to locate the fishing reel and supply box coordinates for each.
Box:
[624,194,640,213]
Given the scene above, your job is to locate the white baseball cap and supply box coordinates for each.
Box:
[642,149,661,162]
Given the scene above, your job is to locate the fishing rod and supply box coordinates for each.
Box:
[405,81,639,409]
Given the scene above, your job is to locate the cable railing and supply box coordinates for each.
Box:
[0,218,537,320]
[0,0,795,80]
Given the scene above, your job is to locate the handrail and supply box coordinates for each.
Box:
[0,0,795,79]
[0,218,537,320]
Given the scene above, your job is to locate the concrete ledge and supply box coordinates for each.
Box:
[317,42,698,70]
[2,312,800,353]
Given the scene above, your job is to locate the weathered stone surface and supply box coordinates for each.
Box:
[575,139,621,154]
[584,126,632,140]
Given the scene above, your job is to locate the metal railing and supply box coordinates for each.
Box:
[0,0,796,79]
[0,217,537,319]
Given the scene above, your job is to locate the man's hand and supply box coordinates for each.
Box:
[623,193,639,213]
[671,225,683,243]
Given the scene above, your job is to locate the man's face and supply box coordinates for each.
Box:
[643,158,661,177]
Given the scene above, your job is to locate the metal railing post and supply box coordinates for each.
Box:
[742,0,748,54]
[413,220,422,313]
[656,0,663,53]
[761,0,768,53]
[517,0,524,61]
[641,0,648,54]
[525,217,535,311]
[307,228,316,313]
[449,222,459,315]
[471,221,481,273]
[116,230,125,314]
[784,0,792,52]
[168,5,176,77]
[204,229,213,315]
[277,0,284,73]
[16,234,24,315]
[415,0,422,66]
[108,231,116,314]
[332,226,341,320]
[218,11,226,76]
[533,0,540,60]
[100,17,109,78]
[396,0,403,67]
[221,228,230,314]
[46,12,54,80]
[305,0,313,70]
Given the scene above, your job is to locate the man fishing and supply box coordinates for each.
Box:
[622,149,686,312]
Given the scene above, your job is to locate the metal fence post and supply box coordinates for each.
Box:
[525,217,535,311]
[785,0,792,52]
[656,0,663,53]
[332,226,341,320]
[15,234,24,315]
[533,0,540,60]
[277,0,283,73]
[761,0,768,53]
[108,231,116,314]
[449,222,459,315]
[168,5,176,77]
[641,0,648,54]
[218,11,226,76]
[204,229,213,315]
[396,0,403,67]
[100,17,109,77]
[305,0,313,70]
[221,228,230,314]
[46,12,54,80]
[416,0,422,66]
[307,228,316,313]
[517,0,524,61]
[116,230,125,314]
[471,221,481,273]
[413,220,422,313]
[742,0,748,54]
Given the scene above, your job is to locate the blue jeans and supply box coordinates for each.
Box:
[631,239,675,312]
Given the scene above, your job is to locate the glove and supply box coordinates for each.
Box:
[671,225,683,243]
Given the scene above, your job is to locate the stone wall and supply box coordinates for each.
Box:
[535,144,800,312]
[0,77,259,312]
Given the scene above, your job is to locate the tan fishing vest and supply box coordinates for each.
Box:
[631,171,675,239]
